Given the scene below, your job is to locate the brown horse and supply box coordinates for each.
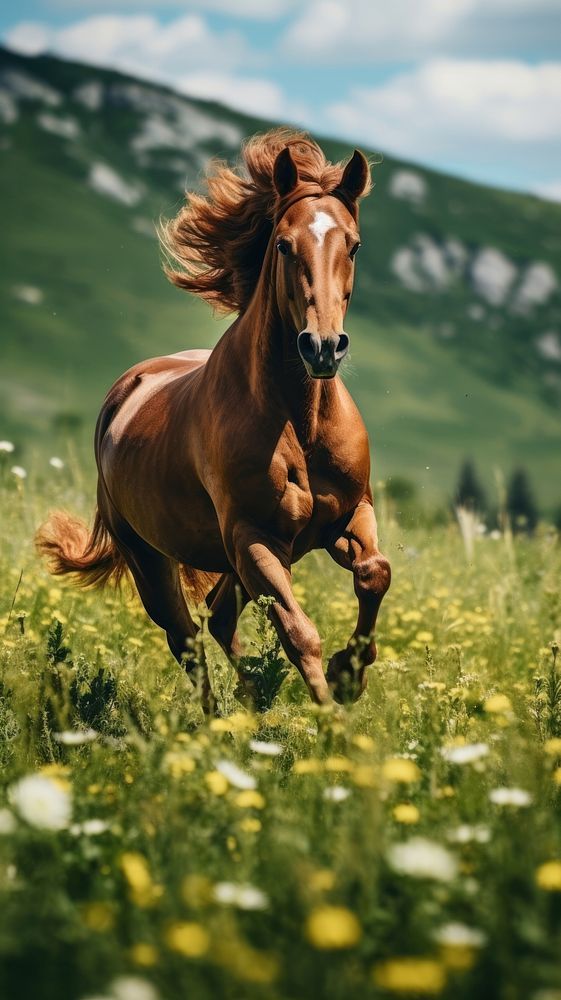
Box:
[37,128,390,712]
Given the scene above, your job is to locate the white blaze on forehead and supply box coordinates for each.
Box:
[309,210,337,247]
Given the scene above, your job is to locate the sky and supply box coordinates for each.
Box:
[1,0,561,198]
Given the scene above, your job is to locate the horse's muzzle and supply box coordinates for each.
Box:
[297,331,349,379]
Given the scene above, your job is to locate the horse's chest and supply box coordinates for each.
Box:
[275,455,364,541]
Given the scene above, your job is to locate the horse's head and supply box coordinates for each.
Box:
[272,146,369,379]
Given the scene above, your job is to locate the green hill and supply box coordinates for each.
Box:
[1,46,560,506]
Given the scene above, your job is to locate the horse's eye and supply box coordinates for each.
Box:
[276,239,290,256]
[349,241,361,260]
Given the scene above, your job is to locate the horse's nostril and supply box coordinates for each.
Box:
[297,331,321,364]
[336,333,350,359]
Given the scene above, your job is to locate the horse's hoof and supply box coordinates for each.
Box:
[327,651,367,705]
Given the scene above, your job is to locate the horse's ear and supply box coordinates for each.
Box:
[273,146,298,197]
[339,149,370,201]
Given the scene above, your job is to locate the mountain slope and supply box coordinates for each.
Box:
[1,46,560,505]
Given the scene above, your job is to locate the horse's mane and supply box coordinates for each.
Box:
[159,127,372,315]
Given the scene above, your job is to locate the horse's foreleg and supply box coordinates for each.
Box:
[229,524,331,706]
[112,528,217,714]
[325,501,391,703]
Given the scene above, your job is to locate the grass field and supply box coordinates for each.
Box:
[1,458,561,1000]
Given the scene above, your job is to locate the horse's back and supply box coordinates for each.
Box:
[96,349,211,454]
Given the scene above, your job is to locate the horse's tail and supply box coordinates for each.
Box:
[35,509,127,588]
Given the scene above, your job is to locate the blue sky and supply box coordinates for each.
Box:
[2,0,561,198]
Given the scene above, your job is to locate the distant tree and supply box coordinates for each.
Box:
[454,459,487,514]
[386,476,417,505]
[506,468,538,534]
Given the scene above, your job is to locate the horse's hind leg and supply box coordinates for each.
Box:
[206,573,249,659]
[206,574,257,706]
[113,527,216,714]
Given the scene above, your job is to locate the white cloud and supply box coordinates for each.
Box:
[282,0,561,62]
[4,13,299,124]
[327,60,561,185]
[534,180,561,203]
[5,15,250,80]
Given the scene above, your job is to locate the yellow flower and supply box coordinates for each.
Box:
[382,758,421,784]
[308,869,336,892]
[80,901,115,932]
[536,861,561,891]
[163,751,196,778]
[130,942,159,967]
[484,694,512,714]
[182,874,212,907]
[325,756,354,772]
[553,767,561,786]
[393,803,420,825]
[305,906,362,949]
[238,817,262,833]
[544,738,561,755]
[164,921,209,958]
[120,852,161,908]
[373,957,446,994]
[234,790,265,809]
[205,771,229,795]
[293,758,323,775]
[210,712,257,734]
[353,734,375,752]
[352,765,378,788]
[416,631,434,643]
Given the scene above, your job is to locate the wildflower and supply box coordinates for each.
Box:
[446,824,490,845]
[536,861,561,891]
[70,819,109,836]
[387,837,458,882]
[393,803,420,825]
[164,921,209,957]
[130,943,158,967]
[293,757,322,774]
[416,631,434,643]
[325,756,354,772]
[205,771,229,795]
[434,922,486,968]
[353,734,375,751]
[484,693,512,714]
[110,977,159,1000]
[323,786,350,802]
[382,757,421,783]
[49,456,64,469]
[81,901,115,932]
[352,764,377,788]
[213,882,268,910]
[308,869,336,892]
[544,738,561,756]
[11,465,27,479]
[440,742,489,765]
[305,906,362,949]
[0,440,15,453]
[553,768,561,786]
[238,817,261,833]
[120,852,161,908]
[215,759,256,790]
[0,808,16,834]
[163,751,195,778]
[210,712,257,734]
[9,773,71,831]
[374,957,446,993]
[489,787,532,808]
[234,790,265,809]
[249,739,283,756]
[53,728,98,745]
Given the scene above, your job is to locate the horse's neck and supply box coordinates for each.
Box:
[237,252,340,447]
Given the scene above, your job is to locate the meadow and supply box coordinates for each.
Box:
[1,454,561,1000]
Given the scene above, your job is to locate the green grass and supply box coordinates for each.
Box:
[1,464,561,999]
[1,46,561,506]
